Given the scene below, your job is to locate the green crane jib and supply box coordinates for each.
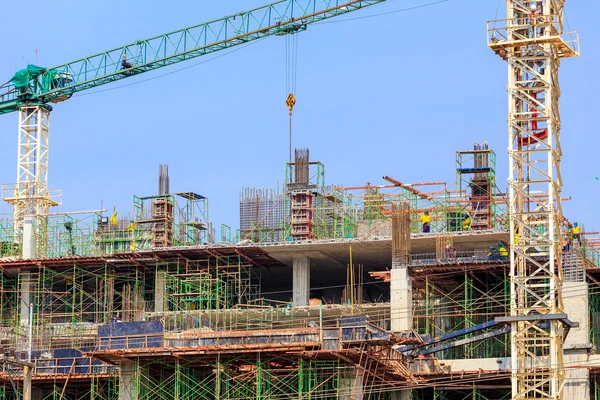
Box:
[0,0,386,114]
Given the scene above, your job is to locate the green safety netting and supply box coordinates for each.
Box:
[42,69,61,91]
[9,64,46,89]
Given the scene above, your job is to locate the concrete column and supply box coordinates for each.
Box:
[23,365,32,400]
[390,390,411,400]
[20,272,31,328]
[22,216,37,259]
[154,271,167,313]
[293,257,310,307]
[119,361,137,400]
[563,281,591,400]
[339,368,364,400]
[390,267,412,400]
[390,267,412,331]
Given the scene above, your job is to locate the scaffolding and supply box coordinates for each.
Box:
[110,357,351,400]
[240,149,357,243]
[413,265,510,360]
[0,139,595,399]
[456,143,497,231]
[0,168,212,259]
[1,235,595,399]
[95,192,210,254]
[0,215,19,258]
[158,255,260,314]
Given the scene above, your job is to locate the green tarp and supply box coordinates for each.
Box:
[9,64,46,89]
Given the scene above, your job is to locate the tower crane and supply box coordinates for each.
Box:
[488,1,579,399]
[0,0,389,243]
[0,2,584,398]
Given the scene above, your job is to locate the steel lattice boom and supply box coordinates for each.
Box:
[0,0,386,115]
[488,1,579,399]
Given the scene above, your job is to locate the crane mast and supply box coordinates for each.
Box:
[488,1,579,399]
[2,104,60,256]
[0,0,388,252]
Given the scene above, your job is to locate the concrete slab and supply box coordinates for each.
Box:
[261,231,509,271]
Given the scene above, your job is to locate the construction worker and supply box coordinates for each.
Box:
[563,238,571,253]
[529,1,544,36]
[121,51,133,69]
[487,246,498,260]
[462,215,471,231]
[445,243,457,259]
[567,224,575,248]
[420,210,432,233]
[573,222,582,245]
[497,242,508,259]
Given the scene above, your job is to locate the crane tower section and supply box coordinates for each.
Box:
[488,1,578,399]
[2,105,61,242]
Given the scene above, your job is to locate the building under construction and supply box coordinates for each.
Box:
[0,1,592,400]
[0,140,596,400]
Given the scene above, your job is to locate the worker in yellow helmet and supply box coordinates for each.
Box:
[420,210,432,233]
[462,216,471,231]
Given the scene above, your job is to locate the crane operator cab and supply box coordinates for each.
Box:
[6,64,74,103]
[47,71,74,103]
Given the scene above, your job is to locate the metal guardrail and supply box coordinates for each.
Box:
[98,334,163,351]
[410,250,508,266]
[33,357,116,376]
[487,17,580,57]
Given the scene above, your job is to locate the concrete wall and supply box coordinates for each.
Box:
[563,281,591,400]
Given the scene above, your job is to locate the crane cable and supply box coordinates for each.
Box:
[285,32,299,162]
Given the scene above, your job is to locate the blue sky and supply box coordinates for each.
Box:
[0,0,598,234]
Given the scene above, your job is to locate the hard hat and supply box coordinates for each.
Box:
[424,210,429,214]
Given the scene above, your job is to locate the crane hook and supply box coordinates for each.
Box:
[286,93,296,116]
